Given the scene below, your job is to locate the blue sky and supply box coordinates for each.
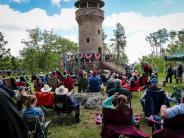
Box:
[0,0,184,63]
[1,0,184,16]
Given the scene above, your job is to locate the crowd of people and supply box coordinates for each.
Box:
[0,62,184,137]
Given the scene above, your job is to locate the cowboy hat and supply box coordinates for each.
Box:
[55,85,68,95]
[41,85,52,92]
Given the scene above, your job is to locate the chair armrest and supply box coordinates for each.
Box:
[145,117,163,126]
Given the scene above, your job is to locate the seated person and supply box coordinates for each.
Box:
[129,72,142,91]
[108,79,131,100]
[36,85,54,107]
[140,77,169,117]
[23,95,49,136]
[63,74,74,92]
[88,70,102,92]
[55,85,80,123]
[41,85,52,93]
[24,95,45,123]
[34,77,44,92]
[106,78,115,93]
[0,79,16,97]
[121,76,130,91]
[16,86,27,114]
[102,94,135,124]
[168,86,182,104]
[78,72,88,93]
[148,92,184,130]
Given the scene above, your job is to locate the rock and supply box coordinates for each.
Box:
[73,93,106,109]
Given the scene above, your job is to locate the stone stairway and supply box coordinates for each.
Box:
[102,62,125,74]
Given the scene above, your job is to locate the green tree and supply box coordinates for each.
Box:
[146,28,168,56]
[21,28,42,73]
[165,30,184,55]
[102,28,110,55]
[21,28,79,73]
[0,32,12,69]
[110,23,127,67]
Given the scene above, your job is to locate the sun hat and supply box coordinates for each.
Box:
[149,78,158,86]
[55,85,68,95]
[41,85,52,92]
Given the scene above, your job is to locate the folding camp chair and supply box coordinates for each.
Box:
[146,115,184,138]
[23,115,46,138]
[101,108,149,138]
[53,94,80,124]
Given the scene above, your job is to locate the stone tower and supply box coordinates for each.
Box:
[75,0,104,55]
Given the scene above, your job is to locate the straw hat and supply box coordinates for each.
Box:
[55,85,68,95]
[41,85,52,92]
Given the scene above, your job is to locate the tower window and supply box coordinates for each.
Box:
[80,2,87,8]
[88,2,97,7]
[98,30,100,34]
[87,38,89,43]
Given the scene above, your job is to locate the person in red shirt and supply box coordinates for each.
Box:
[34,77,44,92]
[63,74,74,92]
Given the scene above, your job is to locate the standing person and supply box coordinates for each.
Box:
[154,65,158,77]
[0,88,28,138]
[178,63,183,83]
[166,65,173,84]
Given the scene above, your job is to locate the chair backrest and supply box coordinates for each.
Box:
[163,115,184,129]
[54,94,68,111]
[144,90,169,117]
[102,107,132,125]
[23,114,46,138]
[36,92,54,107]
[23,115,38,132]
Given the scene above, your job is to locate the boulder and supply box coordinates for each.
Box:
[73,93,106,109]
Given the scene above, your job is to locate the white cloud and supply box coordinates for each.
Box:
[63,35,78,43]
[104,11,184,63]
[0,5,77,56]
[63,0,70,2]
[0,4,184,63]
[51,0,61,7]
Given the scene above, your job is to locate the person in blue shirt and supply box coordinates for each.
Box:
[23,95,45,123]
[149,92,184,125]
[161,92,184,119]
[88,70,102,92]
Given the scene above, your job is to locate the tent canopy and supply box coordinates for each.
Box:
[164,51,184,61]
